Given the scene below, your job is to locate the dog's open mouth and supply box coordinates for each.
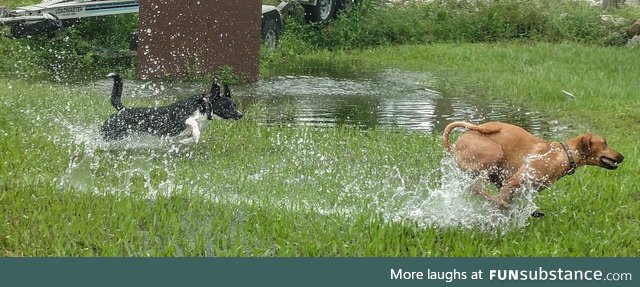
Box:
[600,156,620,170]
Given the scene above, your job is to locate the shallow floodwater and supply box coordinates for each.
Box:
[90,69,566,137]
[70,69,566,233]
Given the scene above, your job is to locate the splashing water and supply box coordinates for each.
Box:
[51,121,543,233]
[28,69,563,234]
[374,156,539,232]
[56,119,190,199]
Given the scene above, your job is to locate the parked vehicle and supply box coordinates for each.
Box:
[0,1,355,48]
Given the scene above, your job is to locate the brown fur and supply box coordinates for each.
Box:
[443,121,624,209]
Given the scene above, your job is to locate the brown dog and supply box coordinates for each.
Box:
[443,121,624,213]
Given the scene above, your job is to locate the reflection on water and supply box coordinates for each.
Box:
[90,69,566,136]
[241,69,565,136]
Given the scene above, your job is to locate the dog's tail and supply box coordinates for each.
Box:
[443,121,500,153]
[108,72,125,111]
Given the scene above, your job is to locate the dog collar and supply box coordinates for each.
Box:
[560,142,576,175]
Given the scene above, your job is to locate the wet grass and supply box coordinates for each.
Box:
[2,42,640,256]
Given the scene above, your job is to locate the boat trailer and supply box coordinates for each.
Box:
[0,0,353,39]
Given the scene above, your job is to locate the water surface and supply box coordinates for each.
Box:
[90,69,567,137]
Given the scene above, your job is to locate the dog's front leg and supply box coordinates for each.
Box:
[469,177,513,209]
[488,178,521,209]
[180,118,200,144]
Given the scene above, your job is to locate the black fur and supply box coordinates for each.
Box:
[108,73,125,111]
[100,73,242,141]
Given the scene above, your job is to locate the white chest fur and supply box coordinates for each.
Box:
[179,111,208,144]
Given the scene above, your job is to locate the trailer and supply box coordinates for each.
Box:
[0,1,140,38]
[1,0,356,44]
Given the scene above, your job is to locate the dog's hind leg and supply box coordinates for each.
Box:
[180,117,200,144]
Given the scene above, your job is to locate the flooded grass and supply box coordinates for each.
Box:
[86,69,565,135]
[2,42,639,256]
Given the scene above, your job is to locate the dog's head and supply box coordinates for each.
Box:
[206,82,243,120]
[577,133,624,170]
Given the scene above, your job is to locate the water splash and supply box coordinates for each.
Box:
[56,119,189,198]
[46,108,543,234]
[375,156,539,232]
[50,119,542,233]
[29,69,559,235]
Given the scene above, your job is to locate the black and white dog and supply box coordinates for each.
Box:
[100,73,242,143]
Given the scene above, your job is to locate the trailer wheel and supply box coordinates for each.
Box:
[304,0,336,25]
[261,18,281,50]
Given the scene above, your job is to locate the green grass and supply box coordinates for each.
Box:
[2,0,40,7]
[2,42,639,256]
[264,42,640,132]
[1,0,639,257]
[279,0,635,50]
[4,0,638,81]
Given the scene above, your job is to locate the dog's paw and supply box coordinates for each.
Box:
[531,210,545,218]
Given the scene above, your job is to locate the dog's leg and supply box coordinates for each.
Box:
[487,170,546,217]
[473,185,514,209]
[180,117,200,144]
[483,176,521,209]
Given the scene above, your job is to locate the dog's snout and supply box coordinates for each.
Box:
[235,112,243,120]
[618,153,624,163]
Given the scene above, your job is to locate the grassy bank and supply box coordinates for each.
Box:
[263,42,640,133]
[2,42,639,256]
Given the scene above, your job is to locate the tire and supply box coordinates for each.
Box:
[303,0,336,25]
[261,19,281,50]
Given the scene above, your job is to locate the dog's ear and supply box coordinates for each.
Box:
[210,82,221,97]
[223,84,231,98]
[578,133,593,156]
